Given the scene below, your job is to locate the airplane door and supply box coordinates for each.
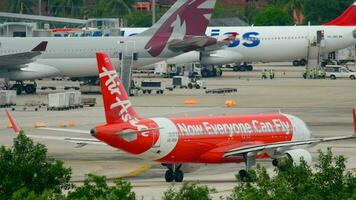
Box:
[150,123,161,148]
[308,30,324,46]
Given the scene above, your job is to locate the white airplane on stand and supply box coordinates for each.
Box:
[121,1,356,74]
[0,0,218,93]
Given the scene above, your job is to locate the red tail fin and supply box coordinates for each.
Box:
[96,52,140,124]
[5,110,20,134]
[324,2,356,26]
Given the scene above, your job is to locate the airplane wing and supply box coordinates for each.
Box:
[224,135,356,158]
[5,110,103,148]
[225,109,356,157]
[0,41,48,67]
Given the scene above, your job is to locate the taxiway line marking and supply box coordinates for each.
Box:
[124,163,152,177]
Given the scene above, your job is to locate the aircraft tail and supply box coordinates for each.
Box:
[96,52,140,124]
[139,0,216,57]
[324,1,356,26]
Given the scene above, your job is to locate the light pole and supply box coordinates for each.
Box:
[152,0,156,25]
[38,0,42,15]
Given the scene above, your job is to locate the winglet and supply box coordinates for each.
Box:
[353,108,356,133]
[31,41,48,52]
[5,110,20,134]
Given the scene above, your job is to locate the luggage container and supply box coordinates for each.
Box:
[48,92,70,111]
[67,91,82,108]
[0,90,17,107]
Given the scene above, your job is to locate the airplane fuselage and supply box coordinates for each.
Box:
[163,26,356,65]
[94,113,311,164]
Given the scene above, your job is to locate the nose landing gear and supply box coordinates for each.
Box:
[163,163,184,182]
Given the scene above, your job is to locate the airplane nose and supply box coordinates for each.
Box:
[90,128,96,137]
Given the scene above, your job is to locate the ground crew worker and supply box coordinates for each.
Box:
[318,68,323,79]
[321,68,326,79]
[303,68,307,79]
[262,69,267,79]
[269,69,275,79]
[309,69,313,79]
[312,68,317,79]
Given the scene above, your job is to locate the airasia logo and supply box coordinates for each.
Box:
[99,66,148,135]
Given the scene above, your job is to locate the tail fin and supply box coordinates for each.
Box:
[140,0,216,57]
[5,110,20,134]
[324,1,356,26]
[96,52,140,124]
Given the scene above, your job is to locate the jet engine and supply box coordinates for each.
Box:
[166,51,200,65]
[8,63,60,81]
[166,50,243,66]
[272,149,312,167]
[200,50,243,65]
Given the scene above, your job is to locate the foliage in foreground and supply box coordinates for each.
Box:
[0,132,72,200]
[2,133,356,200]
[228,148,356,200]
[67,174,135,200]
[163,182,216,200]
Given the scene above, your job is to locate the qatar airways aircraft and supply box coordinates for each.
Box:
[122,1,356,71]
[6,52,356,182]
[0,0,218,82]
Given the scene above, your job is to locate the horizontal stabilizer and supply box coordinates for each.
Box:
[168,36,217,52]
[116,127,163,136]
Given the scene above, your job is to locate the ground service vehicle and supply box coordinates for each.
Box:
[325,65,356,80]
[141,81,164,94]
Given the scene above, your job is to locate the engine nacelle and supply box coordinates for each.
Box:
[166,51,200,65]
[180,164,201,173]
[285,149,312,166]
[200,50,243,65]
[9,63,60,81]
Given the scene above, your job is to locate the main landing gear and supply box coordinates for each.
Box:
[163,163,184,182]
[238,152,256,181]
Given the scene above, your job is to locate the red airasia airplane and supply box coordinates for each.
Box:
[6,52,356,182]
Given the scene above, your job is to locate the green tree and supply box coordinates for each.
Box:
[0,132,72,200]
[5,0,36,14]
[227,148,356,200]
[49,0,84,18]
[10,188,65,200]
[303,0,354,25]
[212,1,225,18]
[254,6,293,26]
[163,182,216,200]
[106,0,133,16]
[67,174,136,200]
[125,11,153,27]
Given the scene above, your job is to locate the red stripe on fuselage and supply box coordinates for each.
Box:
[158,114,293,163]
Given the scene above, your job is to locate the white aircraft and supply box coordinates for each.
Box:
[121,1,356,73]
[0,0,218,93]
[1,1,355,92]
